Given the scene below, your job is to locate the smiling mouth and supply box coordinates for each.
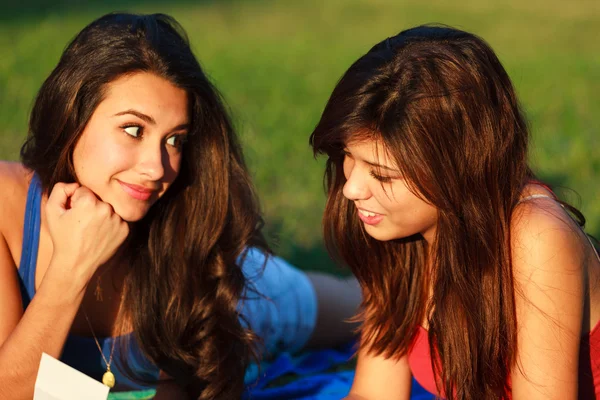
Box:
[358,209,378,218]
[357,208,384,225]
[118,181,156,201]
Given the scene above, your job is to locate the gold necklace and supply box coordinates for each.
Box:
[82,309,117,388]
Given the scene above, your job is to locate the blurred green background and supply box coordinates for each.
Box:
[1,0,599,273]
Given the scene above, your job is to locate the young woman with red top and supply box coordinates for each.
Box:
[310,25,600,400]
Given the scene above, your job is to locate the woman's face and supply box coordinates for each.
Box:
[342,139,438,243]
[72,72,189,222]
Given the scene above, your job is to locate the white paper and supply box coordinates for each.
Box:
[34,353,109,400]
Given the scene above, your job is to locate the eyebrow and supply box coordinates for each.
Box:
[114,109,190,132]
[363,159,398,172]
[343,146,402,173]
[114,109,155,124]
[347,152,398,172]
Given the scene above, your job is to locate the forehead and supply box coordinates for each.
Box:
[346,137,398,168]
[98,72,188,116]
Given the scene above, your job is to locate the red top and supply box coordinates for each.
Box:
[409,187,600,398]
[408,323,600,399]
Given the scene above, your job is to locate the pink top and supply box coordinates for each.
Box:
[408,323,600,399]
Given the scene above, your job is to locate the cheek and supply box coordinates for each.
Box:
[423,204,439,225]
[372,184,400,209]
[74,132,132,182]
[172,154,182,173]
[389,195,436,227]
[101,141,131,167]
[168,153,182,180]
[375,186,419,219]
[159,152,183,191]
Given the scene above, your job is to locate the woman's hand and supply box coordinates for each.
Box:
[44,183,129,289]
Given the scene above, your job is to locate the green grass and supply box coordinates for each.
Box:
[1,0,599,272]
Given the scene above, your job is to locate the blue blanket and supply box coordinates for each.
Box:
[244,341,435,399]
[107,342,435,399]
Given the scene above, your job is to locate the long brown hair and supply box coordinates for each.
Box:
[311,25,536,399]
[21,13,267,399]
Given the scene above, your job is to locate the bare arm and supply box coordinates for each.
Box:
[0,250,87,399]
[304,272,361,348]
[0,181,128,399]
[510,199,586,400]
[345,338,412,400]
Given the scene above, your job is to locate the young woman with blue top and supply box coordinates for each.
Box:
[0,13,359,399]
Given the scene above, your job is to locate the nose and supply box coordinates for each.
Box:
[137,141,166,181]
[342,165,371,201]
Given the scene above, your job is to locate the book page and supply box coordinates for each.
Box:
[34,353,109,400]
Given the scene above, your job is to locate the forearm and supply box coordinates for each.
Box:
[304,272,361,348]
[349,340,412,400]
[0,273,85,400]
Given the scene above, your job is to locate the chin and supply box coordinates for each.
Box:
[363,225,400,242]
[119,214,146,223]
[111,203,151,222]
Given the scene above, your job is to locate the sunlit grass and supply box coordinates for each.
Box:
[1,0,598,271]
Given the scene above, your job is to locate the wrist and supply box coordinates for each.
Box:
[39,259,90,305]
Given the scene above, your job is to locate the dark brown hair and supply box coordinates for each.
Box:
[21,13,267,399]
[311,25,538,399]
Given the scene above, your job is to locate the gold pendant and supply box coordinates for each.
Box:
[102,370,115,388]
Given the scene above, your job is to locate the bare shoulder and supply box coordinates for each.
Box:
[0,162,32,250]
[509,191,588,398]
[0,162,29,345]
[510,194,586,291]
[511,195,587,309]
[0,161,31,194]
[0,161,31,211]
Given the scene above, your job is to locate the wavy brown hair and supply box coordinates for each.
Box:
[20,13,267,399]
[310,25,544,399]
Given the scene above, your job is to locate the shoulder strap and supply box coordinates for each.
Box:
[517,194,554,204]
[18,174,42,306]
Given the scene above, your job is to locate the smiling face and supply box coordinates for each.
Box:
[342,139,438,243]
[72,72,189,222]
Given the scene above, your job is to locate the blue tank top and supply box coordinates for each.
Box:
[17,174,159,391]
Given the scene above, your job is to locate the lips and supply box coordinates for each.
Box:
[357,208,384,225]
[118,180,156,201]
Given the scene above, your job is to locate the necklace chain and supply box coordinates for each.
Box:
[81,267,125,389]
[82,308,116,371]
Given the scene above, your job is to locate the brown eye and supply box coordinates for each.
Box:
[123,125,142,138]
[166,135,187,149]
[166,136,178,147]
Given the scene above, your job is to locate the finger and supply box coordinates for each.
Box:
[70,186,98,207]
[47,182,81,215]
[96,201,115,218]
